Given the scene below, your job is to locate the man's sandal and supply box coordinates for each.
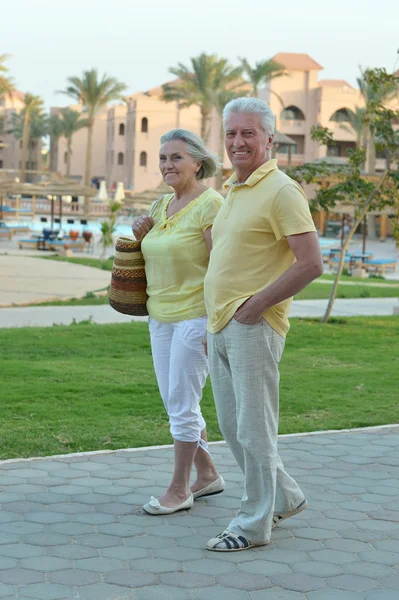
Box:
[206,530,267,552]
[272,499,308,528]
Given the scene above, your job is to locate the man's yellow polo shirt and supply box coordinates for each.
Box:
[204,159,316,337]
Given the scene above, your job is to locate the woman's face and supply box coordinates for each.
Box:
[159,140,201,189]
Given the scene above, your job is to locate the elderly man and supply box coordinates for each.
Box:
[204,97,323,552]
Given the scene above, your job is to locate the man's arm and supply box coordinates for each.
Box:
[233,231,323,324]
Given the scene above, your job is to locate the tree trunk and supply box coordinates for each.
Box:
[20,114,30,183]
[200,108,210,143]
[49,135,59,172]
[366,127,376,176]
[320,169,389,323]
[84,118,94,215]
[66,138,72,177]
[215,120,225,191]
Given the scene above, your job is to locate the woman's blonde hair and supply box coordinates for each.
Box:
[160,129,220,179]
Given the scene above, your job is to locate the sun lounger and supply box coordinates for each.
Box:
[364,258,397,274]
[0,229,13,240]
[46,239,86,252]
[18,238,41,249]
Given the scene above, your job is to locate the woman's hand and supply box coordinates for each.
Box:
[132,216,154,241]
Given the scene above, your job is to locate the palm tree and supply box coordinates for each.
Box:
[357,68,398,174]
[59,69,127,212]
[239,57,285,99]
[337,106,367,149]
[58,109,88,177]
[9,94,44,181]
[0,54,15,102]
[162,54,243,142]
[210,88,244,190]
[48,114,65,172]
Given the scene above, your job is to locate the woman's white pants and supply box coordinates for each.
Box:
[149,316,209,444]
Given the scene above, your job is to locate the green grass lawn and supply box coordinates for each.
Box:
[295,283,399,300]
[33,282,399,307]
[1,317,398,460]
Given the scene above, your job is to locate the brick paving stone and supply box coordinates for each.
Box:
[327,573,378,591]
[48,544,98,560]
[364,591,399,600]
[0,556,17,570]
[380,575,399,589]
[50,569,101,587]
[192,587,249,600]
[105,570,157,587]
[358,551,399,565]
[308,590,365,600]
[0,568,44,585]
[135,586,190,600]
[58,582,133,599]
[73,533,120,548]
[76,557,126,572]
[238,560,292,576]
[344,562,397,578]
[324,538,373,553]
[23,533,70,546]
[0,522,44,536]
[128,558,181,574]
[102,545,150,560]
[125,535,173,549]
[183,558,236,575]
[308,550,358,565]
[217,572,272,590]
[293,527,340,540]
[291,562,344,577]
[161,572,214,588]
[251,588,307,599]
[19,556,72,571]
[24,513,68,525]
[0,513,18,524]
[18,583,75,599]
[270,574,325,592]
[153,546,204,561]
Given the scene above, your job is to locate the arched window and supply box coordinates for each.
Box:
[281,106,305,121]
[140,151,147,167]
[119,123,125,136]
[118,152,124,166]
[141,117,148,133]
[330,108,351,123]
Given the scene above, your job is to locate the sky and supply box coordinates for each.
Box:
[2,0,399,109]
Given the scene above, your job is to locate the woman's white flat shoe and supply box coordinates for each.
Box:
[193,475,225,500]
[142,493,194,515]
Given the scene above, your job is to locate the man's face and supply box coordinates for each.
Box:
[225,112,273,173]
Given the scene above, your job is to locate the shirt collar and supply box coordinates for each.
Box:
[224,159,278,190]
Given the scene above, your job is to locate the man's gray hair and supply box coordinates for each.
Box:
[223,97,276,135]
[160,128,219,179]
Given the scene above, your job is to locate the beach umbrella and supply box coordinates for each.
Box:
[113,182,125,204]
[96,180,108,202]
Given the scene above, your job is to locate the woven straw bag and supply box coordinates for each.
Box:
[109,237,149,315]
[109,198,163,316]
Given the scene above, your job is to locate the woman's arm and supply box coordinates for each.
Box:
[203,226,213,253]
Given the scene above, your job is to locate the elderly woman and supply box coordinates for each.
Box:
[132,129,225,515]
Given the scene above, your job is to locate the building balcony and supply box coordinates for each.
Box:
[278,120,307,135]
[276,153,305,166]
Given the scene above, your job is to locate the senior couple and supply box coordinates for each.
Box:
[132,97,323,552]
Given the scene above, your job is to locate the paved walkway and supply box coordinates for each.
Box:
[0,256,110,307]
[0,426,398,599]
[0,298,398,328]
